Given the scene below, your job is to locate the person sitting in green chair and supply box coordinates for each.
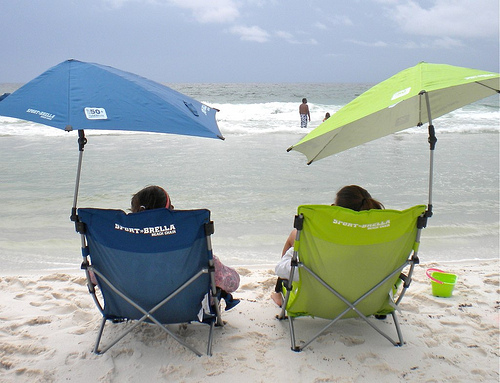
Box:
[271,185,384,307]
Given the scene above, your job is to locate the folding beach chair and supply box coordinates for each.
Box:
[277,204,427,352]
[76,207,223,356]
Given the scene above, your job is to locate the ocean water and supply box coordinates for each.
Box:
[0,83,498,272]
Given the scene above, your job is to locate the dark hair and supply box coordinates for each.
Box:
[131,185,172,213]
[334,185,384,211]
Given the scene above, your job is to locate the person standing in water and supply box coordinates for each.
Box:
[299,98,310,128]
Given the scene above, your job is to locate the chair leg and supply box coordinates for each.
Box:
[98,319,146,355]
[289,314,404,352]
[351,313,399,347]
[288,317,302,352]
[277,301,287,320]
[278,289,291,320]
[391,311,404,346]
[96,317,206,356]
[93,317,107,354]
[212,295,224,327]
[207,320,215,356]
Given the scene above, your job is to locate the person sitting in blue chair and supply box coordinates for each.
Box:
[131,185,240,311]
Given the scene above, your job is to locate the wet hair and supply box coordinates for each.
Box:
[334,185,384,211]
[302,98,307,103]
[130,185,172,213]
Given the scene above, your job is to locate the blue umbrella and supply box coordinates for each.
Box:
[0,59,224,222]
[0,59,223,138]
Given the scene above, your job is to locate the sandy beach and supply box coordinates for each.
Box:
[0,259,498,382]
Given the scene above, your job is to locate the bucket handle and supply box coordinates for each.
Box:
[426,268,445,284]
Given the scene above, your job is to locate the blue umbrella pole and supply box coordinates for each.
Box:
[70,130,87,228]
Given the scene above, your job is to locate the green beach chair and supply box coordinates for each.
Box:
[277,204,427,352]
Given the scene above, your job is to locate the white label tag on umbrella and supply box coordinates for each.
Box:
[84,107,108,120]
[391,87,411,101]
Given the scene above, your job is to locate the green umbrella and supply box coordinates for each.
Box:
[288,62,499,220]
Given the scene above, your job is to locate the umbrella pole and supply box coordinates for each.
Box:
[423,92,436,224]
[70,129,87,227]
[69,130,94,296]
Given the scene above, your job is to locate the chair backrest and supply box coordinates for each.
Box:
[286,204,426,319]
[77,207,213,324]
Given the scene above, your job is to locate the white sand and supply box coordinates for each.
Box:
[0,259,498,382]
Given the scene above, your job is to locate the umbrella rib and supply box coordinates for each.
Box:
[418,92,425,126]
[475,81,500,93]
[307,132,339,165]
[66,62,72,130]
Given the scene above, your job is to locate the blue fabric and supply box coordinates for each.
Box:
[0,59,223,139]
[78,207,212,323]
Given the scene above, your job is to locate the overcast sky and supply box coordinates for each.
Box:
[1,0,498,83]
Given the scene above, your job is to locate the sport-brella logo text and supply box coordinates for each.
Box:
[114,223,177,237]
[26,108,55,120]
[332,219,390,230]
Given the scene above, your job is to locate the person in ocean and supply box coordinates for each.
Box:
[271,185,384,307]
[323,112,330,122]
[130,185,241,311]
[299,98,311,128]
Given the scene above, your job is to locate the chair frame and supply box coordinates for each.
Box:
[278,208,426,352]
[78,211,223,357]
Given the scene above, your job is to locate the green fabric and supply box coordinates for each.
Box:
[285,204,426,319]
[290,62,499,163]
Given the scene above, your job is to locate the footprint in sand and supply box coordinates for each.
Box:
[239,282,259,291]
[483,278,499,287]
[65,351,86,366]
[235,267,252,276]
[260,277,278,290]
[10,367,55,382]
[35,285,51,292]
[24,316,53,326]
[339,335,365,347]
[356,351,378,363]
[0,342,48,356]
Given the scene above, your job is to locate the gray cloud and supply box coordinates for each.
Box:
[230,25,270,42]
[387,0,499,38]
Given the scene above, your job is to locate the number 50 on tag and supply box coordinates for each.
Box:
[84,107,108,120]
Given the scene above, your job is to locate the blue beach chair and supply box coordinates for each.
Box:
[76,207,223,356]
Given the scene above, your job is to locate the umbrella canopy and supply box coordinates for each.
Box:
[288,62,499,164]
[0,59,224,139]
